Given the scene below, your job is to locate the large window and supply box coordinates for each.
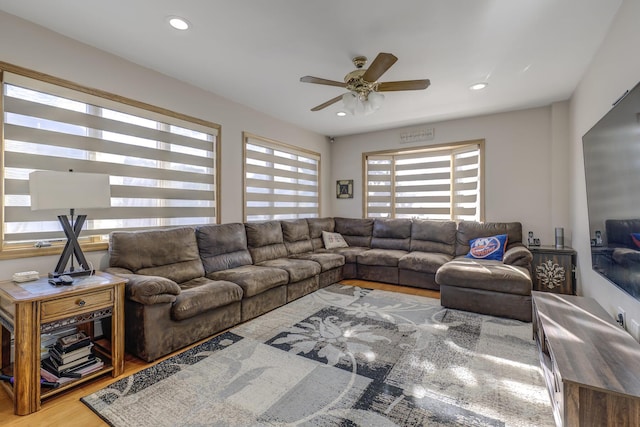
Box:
[244,133,320,222]
[1,64,220,258]
[364,140,483,221]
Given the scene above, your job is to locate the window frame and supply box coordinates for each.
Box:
[0,62,221,260]
[362,139,484,221]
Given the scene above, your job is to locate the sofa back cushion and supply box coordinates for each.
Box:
[410,219,457,255]
[245,220,288,264]
[306,217,335,250]
[455,221,523,257]
[109,226,204,283]
[281,219,313,255]
[371,218,411,251]
[334,217,374,247]
[196,223,253,273]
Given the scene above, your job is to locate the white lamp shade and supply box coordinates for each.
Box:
[342,91,384,116]
[29,171,111,211]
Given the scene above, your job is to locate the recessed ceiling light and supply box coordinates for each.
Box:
[469,82,488,91]
[168,17,190,30]
[336,111,347,117]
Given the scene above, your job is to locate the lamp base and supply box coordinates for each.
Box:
[48,269,94,279]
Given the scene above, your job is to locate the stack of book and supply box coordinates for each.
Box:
[41,331,104,382]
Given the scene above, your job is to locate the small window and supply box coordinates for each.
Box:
[243,133,320,221]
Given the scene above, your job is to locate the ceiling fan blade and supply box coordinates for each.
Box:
[362,52,398,82]
[377,79,431,92]
[311,94,344,111]
[300,76,346,88]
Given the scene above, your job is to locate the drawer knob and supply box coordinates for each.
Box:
[77,299,86,307]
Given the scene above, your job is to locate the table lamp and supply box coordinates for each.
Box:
[29,170,111,278]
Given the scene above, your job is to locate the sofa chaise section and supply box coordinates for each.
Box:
[435,221,533,321]
[106,226,243,362]
[196,223,289,322]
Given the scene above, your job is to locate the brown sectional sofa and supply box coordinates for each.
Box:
[106,218,533,362]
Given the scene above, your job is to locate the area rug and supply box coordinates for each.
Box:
[81,284,554,426]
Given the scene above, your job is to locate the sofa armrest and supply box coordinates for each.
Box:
[502,246,532,267]
[106,267,181,305]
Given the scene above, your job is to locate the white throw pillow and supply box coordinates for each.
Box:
[322,231,348,249]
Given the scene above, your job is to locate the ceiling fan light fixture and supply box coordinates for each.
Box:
[342,91,384,116]
[336,111,347,117]
[168,16,190,30]
[469,82,488,91]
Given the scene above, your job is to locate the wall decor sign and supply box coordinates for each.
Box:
[336,180,353,199]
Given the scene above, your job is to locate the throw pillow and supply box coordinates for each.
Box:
[631,232,640,248]
[465,234,508,261]
[322,231,348,249]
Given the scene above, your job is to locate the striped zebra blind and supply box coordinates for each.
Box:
[244,133,320,221]
[2,70,219,249]
[364,141,483,221]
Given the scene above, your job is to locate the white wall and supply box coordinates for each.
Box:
[0,12,329,278]
[569,0,640,327]
[330,104,571,247]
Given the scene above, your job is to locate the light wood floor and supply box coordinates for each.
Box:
[0,280,439,426]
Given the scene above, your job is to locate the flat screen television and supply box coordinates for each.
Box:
[582,81,640,301]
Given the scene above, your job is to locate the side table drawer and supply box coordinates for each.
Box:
[41,289,114,322]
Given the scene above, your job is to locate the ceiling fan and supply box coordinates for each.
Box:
[300,52,430,113]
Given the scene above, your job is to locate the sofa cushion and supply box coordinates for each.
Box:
[258,258,321,283]
[307,218,335,251]
[207,265,289,298]
[291,252,345,271]
[435,258,532,296]
[322,231,348,249]
[109,226,204,284]
[196,223,253,273]
[357,249,408,267]
[371,218,411,251]
[398,251,453,274]
[334,217,374,248]
[281,219,313,255]
[328,246,369,263]
[171,278,243,321]
[245,221,288,264]
[410,220,457,256]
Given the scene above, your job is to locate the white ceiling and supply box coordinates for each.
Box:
[0,0,623,137]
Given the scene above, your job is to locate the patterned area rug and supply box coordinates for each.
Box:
[81,284,554,426]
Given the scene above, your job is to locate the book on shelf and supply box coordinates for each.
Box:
[49,343,94,364]
[55,331,91,353]
[41,356,104,383]
[42,354,98,377]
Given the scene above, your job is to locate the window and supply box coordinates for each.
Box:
[1,65,220,257]
[364,140,483,221]
[244,133,320,221]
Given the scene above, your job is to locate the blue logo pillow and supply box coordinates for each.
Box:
[465,234,508,261]
[631,233,640,248]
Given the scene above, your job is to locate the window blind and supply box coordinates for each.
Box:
[244,133,320,221]
[2,70,219,249]
[364,141,483,221]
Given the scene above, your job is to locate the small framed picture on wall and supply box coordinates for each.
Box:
[336,180,353,199]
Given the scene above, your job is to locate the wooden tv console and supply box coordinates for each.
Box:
[532,291,640,426]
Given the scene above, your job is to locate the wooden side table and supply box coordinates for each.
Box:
[0,271,125,415]
[529,245,576,295]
